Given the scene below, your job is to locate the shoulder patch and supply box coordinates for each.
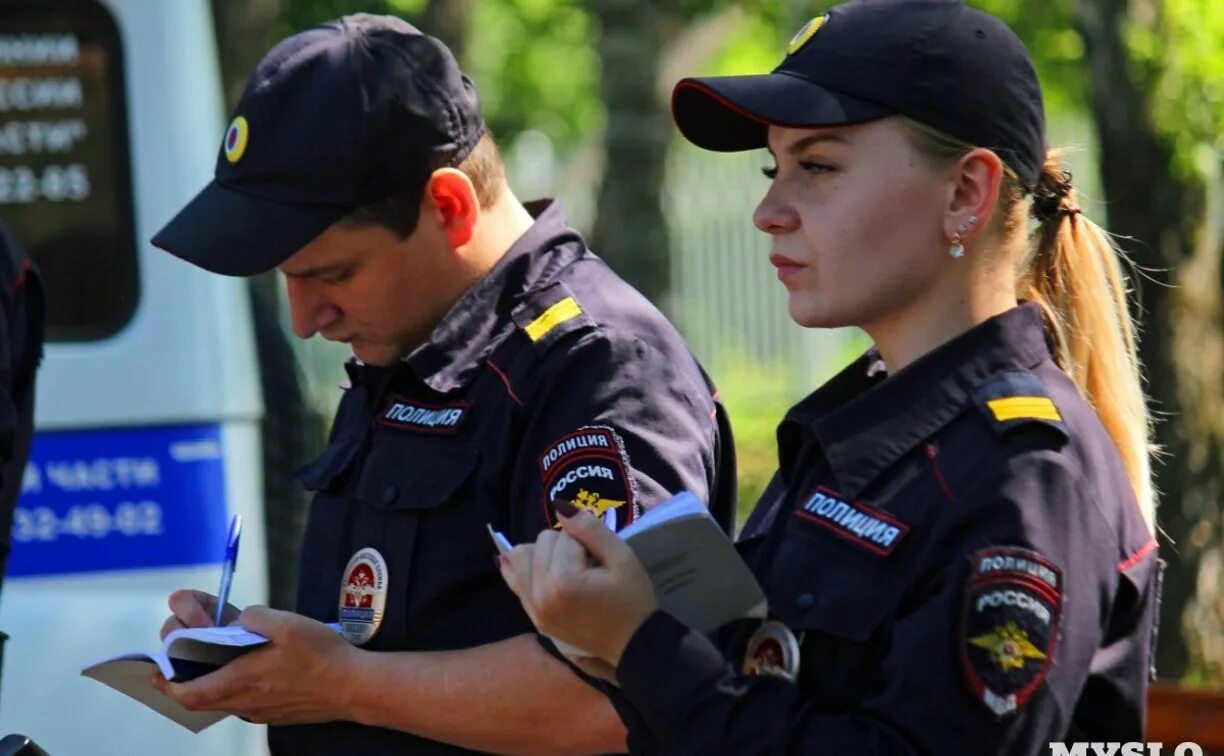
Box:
[512,282,597,351]
[971,371,1067,440]
[961,547,1062,717]
[538,425,639,531]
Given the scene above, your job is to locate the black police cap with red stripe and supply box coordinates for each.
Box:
[153,14,484,276]
[671,0,1046,187]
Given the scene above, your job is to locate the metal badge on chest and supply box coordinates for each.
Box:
[743,620,802,682]
[338,547,389,645]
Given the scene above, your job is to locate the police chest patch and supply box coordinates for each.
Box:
[962,547,1062,717]
[378,395,470,434]
[538,426,637,530]
[793,486,909,556]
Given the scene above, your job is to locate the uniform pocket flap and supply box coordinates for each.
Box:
[294,435,363,492]
[768,538,903,642]
[355,443,480,511]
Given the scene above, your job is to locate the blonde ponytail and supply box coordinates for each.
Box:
[1015,155,1155,531]
[901,117,1155,531]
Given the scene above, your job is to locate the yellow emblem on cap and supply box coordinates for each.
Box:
[224,116,249,164]
[787,14,827,55]
[969,621,1047,672]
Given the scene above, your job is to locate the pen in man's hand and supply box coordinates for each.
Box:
[214,514,242,626]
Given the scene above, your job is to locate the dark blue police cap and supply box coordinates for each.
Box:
[672,0,1046,187]
[153,14,484,276]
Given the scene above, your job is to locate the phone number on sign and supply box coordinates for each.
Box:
[13,502,163,542]
[0,163,89,203]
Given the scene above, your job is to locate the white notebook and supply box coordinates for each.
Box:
[491,490,767,657]
[81,625,270,733]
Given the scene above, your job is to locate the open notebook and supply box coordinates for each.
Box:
[81,624,270,732]
[491,490,767,657]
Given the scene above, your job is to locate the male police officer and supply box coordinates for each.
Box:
[150,14,734,755]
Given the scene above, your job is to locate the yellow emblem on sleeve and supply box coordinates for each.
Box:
[552,489,625,529]
[986,396,1062,423]
[969,621,1047,672]
[787,15,827,55]
[525,296,583,342]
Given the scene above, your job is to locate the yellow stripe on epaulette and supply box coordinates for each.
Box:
[987,397,1063,423]
[525,296,583,342]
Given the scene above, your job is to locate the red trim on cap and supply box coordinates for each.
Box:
[672,77,892,137]
[671,80,774,129]
[1117,537,1157,572]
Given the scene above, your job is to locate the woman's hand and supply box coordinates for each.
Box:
[498,509,658,667]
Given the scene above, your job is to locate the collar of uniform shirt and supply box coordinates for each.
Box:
[779,302,1051,500]
[399,198,587,394]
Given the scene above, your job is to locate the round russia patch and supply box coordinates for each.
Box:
[743,620,801,682]
[223,115,249,163]
[338,547,388,646]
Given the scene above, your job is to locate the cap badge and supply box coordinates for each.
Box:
[338,547,388,645]
[787,15,827,56]
[223,116,250,164]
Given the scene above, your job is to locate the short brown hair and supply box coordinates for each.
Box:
[341,130,505,238]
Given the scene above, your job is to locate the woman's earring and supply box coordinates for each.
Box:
[949,236,964,258]
[949,216,976,259]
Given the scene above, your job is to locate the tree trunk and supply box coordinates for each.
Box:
[589,0,673,306]
[209,0,281,110]
[1077,0,1224,682]
[418,0,473,66]
[211,0,324,612]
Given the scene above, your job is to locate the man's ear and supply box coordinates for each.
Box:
[425,168,479,249]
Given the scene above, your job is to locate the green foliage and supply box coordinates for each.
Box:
[274,0,399,40]
[969,0,1085,115]
[465,0,602,151]
[713,353,796,526]
[715,332,870,528]
[1133,0,1224,180]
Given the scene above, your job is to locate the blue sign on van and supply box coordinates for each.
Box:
[7,423,229,577]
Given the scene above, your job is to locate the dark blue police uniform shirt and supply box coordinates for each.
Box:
[269,199,735,754]
[611,303,1160,756]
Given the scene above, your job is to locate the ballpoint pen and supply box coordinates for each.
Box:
[214,514,242,626]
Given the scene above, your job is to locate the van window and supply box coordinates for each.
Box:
[0,0,138,341]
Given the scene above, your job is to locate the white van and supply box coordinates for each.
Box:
[0,1,269,754]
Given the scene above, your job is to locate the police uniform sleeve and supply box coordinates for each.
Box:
[613,447,1133,756]
[0,225,43,580]
[506,303,720,539]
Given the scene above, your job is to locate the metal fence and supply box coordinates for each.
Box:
[665,142,863,398]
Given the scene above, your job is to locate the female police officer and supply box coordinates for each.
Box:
[497,0,1162,753]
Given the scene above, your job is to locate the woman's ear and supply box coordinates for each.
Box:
[943,147,1005,246]
[425,168,479,249]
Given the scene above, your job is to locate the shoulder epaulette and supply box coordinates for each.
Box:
[971,370,1068,440]
[511,281,597,351]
